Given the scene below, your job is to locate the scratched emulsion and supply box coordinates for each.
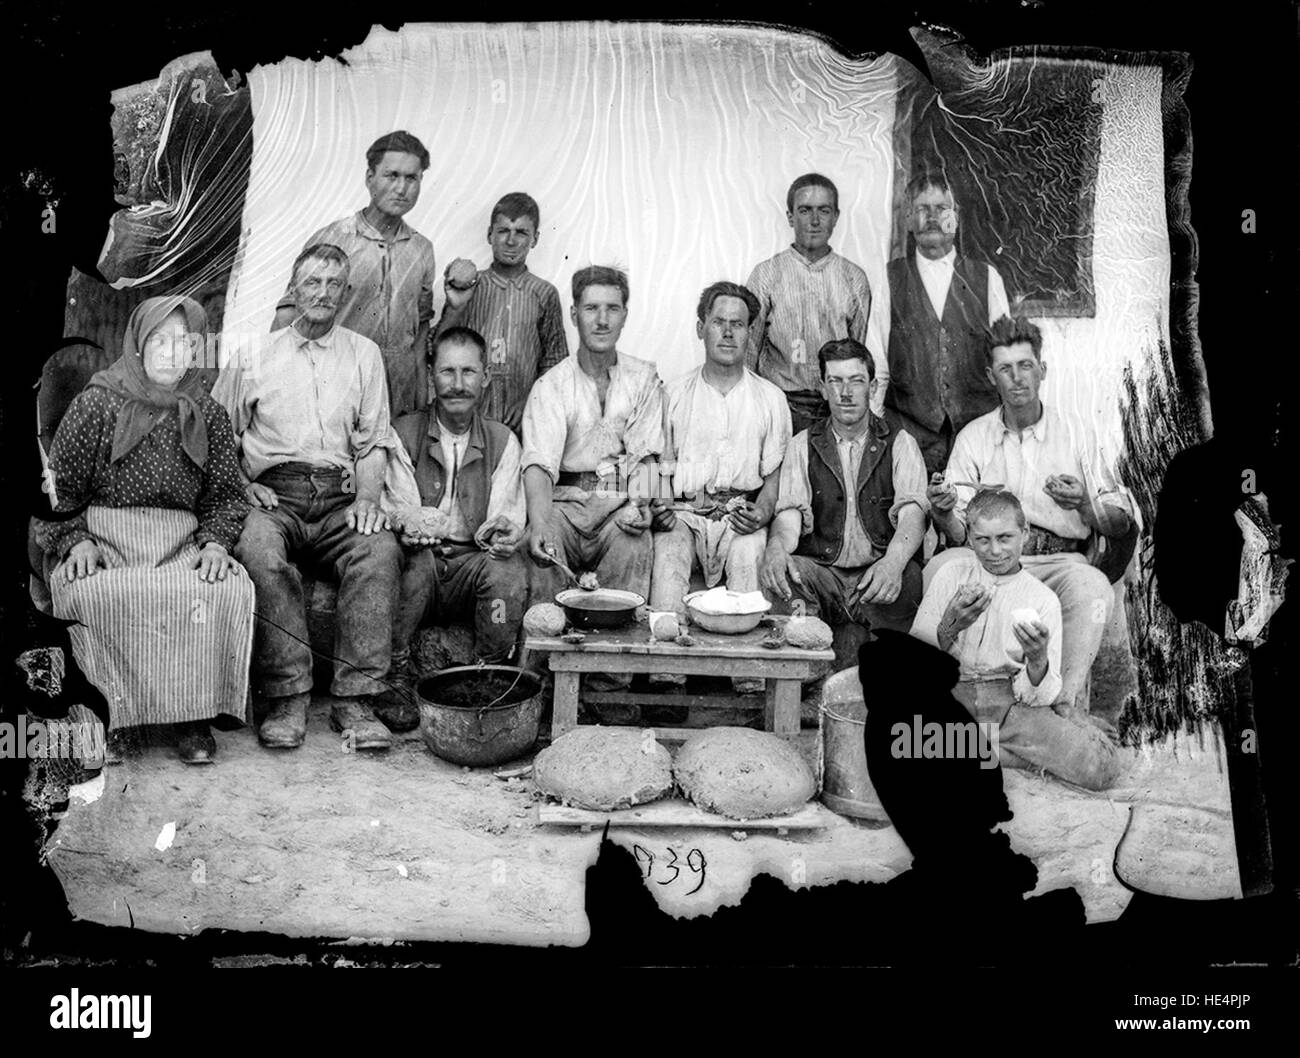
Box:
[34,24,1244,945]
[227,23,907,385]
[64,53,251,359]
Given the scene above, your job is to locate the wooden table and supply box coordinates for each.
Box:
[525,626,834,740]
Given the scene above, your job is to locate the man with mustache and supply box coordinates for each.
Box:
[274,130,437,416]
[745,174,878,437]
[217,243,404,752]
[650,281,792,697]
[884,171,1011,476]
[927,316,1133,715]
[759,337,927,635]
[371,326,529,730]
[910,488,1119,790]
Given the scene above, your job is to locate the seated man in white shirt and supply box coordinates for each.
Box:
[650,281,793,696]
[911,489,1120,790]
[759,338,928,637]
[216,242,404,753]
[521,266,673,717]
[928,315,1134,714]
[375,326,529,731]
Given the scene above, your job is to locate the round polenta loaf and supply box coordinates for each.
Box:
[523,603,566,637]
[785,615,833,650]
[674,727,816,819]
[534,728,673,810]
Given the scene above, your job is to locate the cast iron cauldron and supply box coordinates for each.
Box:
[417,665,543,767]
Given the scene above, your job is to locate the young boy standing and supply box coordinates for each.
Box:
[438,192,569,433]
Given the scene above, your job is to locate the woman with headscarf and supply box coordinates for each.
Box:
[35,296,254,765]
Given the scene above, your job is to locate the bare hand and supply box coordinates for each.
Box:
[1044,474,1087,511]
[194,542,240,582]
[346,498,390,535]
[649,498,676,533]
[855,558,903,605]
[616,502,652,536]
[64,540,105,582]
[759,545,803,603]
[941,583,993,634]
[475,514,524,558]
[529,525,564,566]
[245,482,279,509]
[401,530,440,547]
[728,500,771,536]
[1012,616,1051,665]
[442,267,476,312]
[927,471,958,513]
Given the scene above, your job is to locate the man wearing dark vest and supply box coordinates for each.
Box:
[884,171,1010,476]
[375,326,528,731]
[759,338,928,633]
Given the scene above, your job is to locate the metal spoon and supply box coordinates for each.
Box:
[544,546,582,587]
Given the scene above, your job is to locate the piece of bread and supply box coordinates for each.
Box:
[446,258,479,290]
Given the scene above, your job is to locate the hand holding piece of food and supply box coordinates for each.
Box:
[1043,473,1086,511]
[616,501,653,536]
[944,582,993,634]
[393,504,453,547]
[443,258,480,311]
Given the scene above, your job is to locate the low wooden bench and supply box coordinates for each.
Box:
[525,626,834,741]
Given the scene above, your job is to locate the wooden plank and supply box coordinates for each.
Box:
[552,670,580,738]
[537,797,833,829]
[545,653,829,680]
[525,630,833,663]
[769,679,801,737]
[582,691,762,711]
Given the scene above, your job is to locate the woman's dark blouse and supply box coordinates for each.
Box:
[36,387,249,558]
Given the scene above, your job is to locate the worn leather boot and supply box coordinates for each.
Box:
[258,693,309,749]
[176,720,217,764]
[373,654,420,733]
[329,696,393,751]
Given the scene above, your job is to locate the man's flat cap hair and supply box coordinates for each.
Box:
[787,173,839,213]
[366,131,430,172]
[433,325,487,363]
[986,315,1043,362]
[491,192,540,229]
[572,266,630,307]
[965,488,1027,530]
[291,242,350,283]
[696,281,760,326]
[817,337,875,381]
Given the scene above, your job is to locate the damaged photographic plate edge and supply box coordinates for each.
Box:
[15,19,1283,955]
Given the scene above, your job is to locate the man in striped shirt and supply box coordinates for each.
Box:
[437,192,568,434]
[746,173,877,436]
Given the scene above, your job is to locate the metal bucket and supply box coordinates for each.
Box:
[819,668,890,822]
[417,665,543,767]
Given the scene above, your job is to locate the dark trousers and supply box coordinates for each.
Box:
[782,556,923,633]
[235,465,402,699]
[395,544,528,664]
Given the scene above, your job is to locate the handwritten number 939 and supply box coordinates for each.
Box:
[633,844,707,894]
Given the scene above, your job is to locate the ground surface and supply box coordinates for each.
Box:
[44,694,1236,948]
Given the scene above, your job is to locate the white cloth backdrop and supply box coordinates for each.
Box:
[225,22,898,387]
